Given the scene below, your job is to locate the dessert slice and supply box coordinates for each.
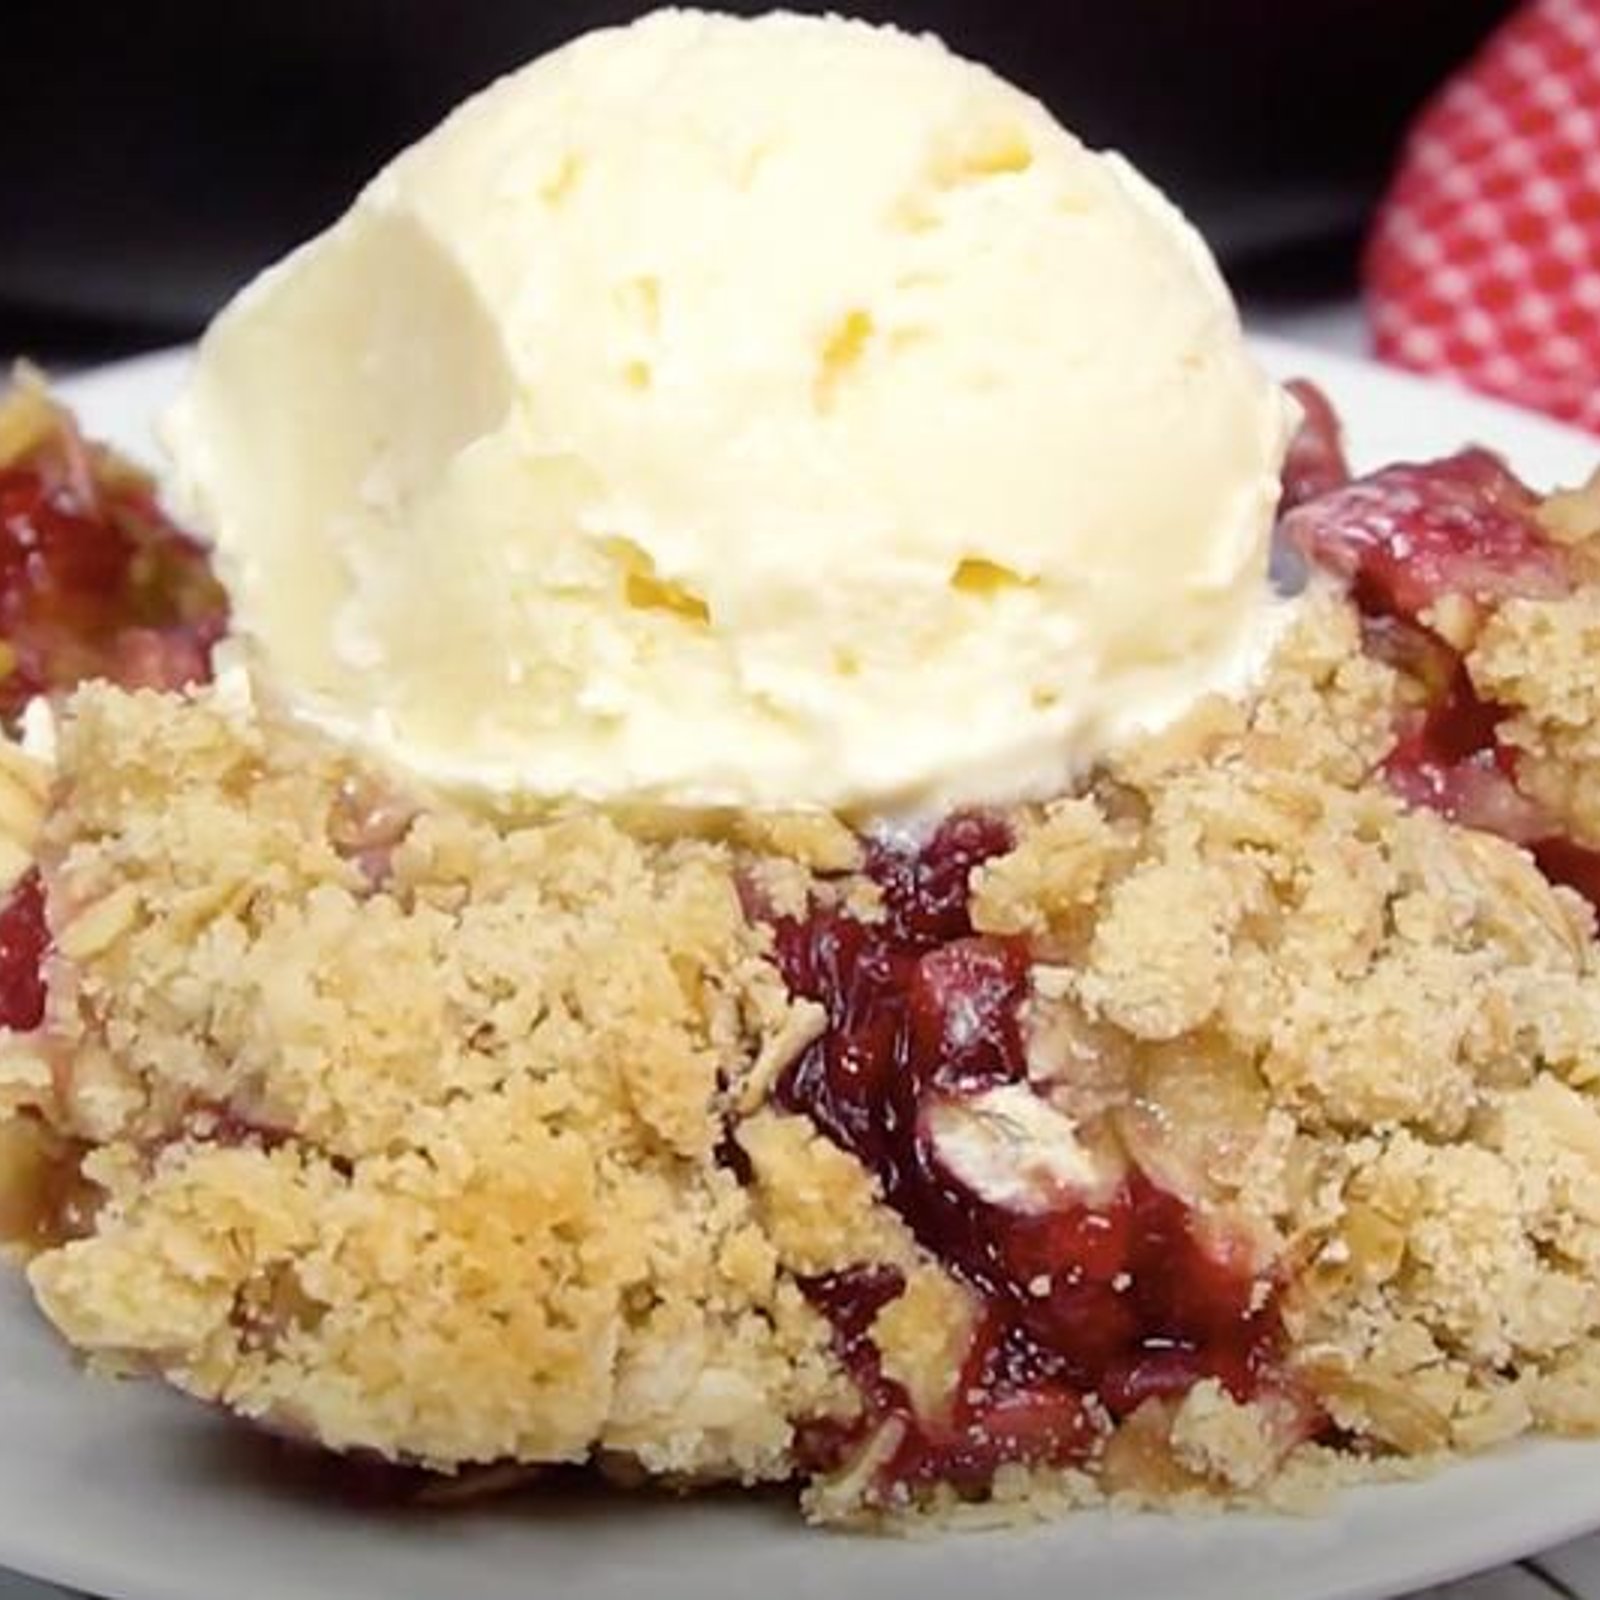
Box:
[6,381,1600,1524]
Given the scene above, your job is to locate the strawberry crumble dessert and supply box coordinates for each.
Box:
[5,8,1600,1534]
[5,367,1600,1524]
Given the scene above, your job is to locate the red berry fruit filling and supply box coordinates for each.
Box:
[0,410,227,728]
[770,815,1288,1503]
[1281,449,1568,627]
[1280,398,1600,910]
[1278,378,1350,512]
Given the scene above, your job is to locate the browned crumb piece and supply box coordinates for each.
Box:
[1472,590,1600,846]
[736,1108,919,1276]
[733,811,863,875]
[1166,1380,1302,1492]
[1538,469,1600,545]
[0,735,49,896]
[1236,587,1403,783]
[870,1265,978,1426]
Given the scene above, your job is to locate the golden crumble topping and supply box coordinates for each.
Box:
[8,515,1600,1525]
[23,685,862,1479]
[1474,591,1600,846]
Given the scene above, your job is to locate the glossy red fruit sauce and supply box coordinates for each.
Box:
[1281,385,1600,906]
[0,871,46,1032]
[1279,378,1351,511]
[0,425,227,727]
[769,816,1285,1501]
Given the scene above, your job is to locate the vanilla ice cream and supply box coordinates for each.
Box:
[165,8,1293,815]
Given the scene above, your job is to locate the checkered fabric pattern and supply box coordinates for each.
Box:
[1365,0,1600,433]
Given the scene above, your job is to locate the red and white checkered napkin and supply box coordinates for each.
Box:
[1365,0,1600,432]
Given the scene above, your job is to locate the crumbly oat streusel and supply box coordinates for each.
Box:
[7,370,1600,1523]
[0,564,1597,1524]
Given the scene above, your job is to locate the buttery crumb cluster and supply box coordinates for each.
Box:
[7,388,1600,1526]
[6,686,853,1483]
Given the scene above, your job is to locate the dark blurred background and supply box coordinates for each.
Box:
[3,0,1514,365]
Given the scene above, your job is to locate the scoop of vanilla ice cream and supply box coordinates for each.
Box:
[165,8,1293,815]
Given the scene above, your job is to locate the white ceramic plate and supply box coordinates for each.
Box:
[6,340,1600,1600]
